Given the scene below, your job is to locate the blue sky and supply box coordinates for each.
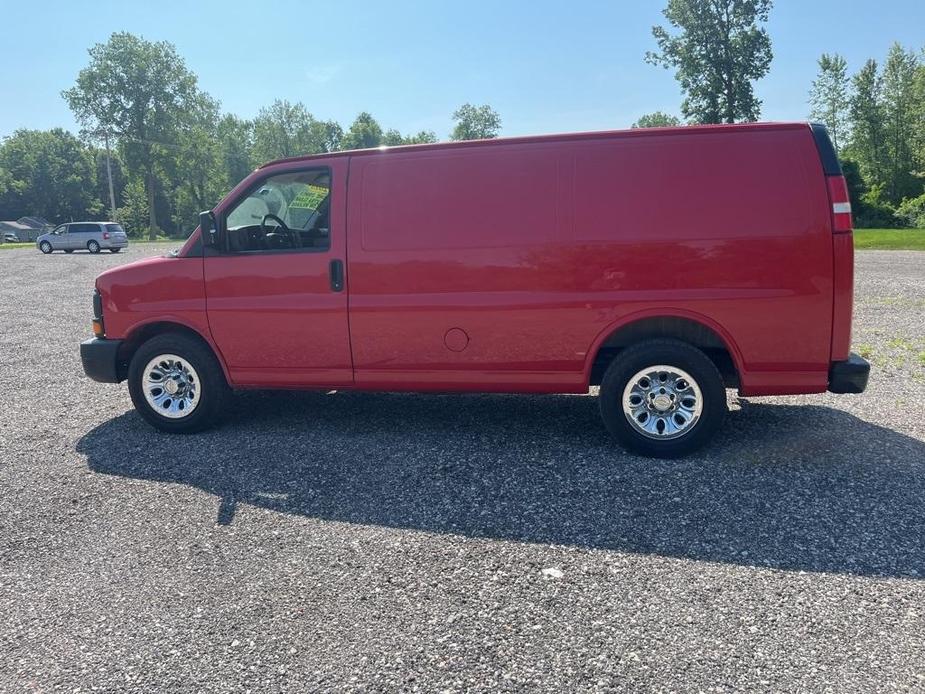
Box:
[1,0,923,140]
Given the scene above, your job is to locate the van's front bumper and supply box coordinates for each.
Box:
[828,353,870,394]
[80,338,125,383]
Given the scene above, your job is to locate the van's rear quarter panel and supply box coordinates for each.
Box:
[347,127,833,394]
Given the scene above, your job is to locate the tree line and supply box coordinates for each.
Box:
[0,33,502,238]
[808,46,925,228]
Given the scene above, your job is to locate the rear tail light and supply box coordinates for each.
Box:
[826,176,853,233]
[102,231,111,240]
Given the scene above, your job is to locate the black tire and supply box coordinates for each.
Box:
[128,332,231,434]
[87,240,101,253]
[64,249,74,254]
[599,338,726,458]
[110,248,121,253]
[39,241,52,254]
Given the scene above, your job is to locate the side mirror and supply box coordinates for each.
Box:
[199,210,218,247]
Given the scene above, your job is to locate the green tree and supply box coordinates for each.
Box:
[450,104,501,140]
[216,114,254,189]
[808,53,850,152]
[915,57,925,185]
[341,112,383,150]
[847,59,888,190]
[116,177,149,237]
[381,128,404,146]
[0,128,102,222]
[881,43,920,202]
[646,0,773,124]
[403,130,438,145]
[631,112,682,128]
[895,192,925,228]
[160,93,226,235]
[381,128,438,146]
[0,168,13,210]
[252,100,339,161]
[63,32,204,239]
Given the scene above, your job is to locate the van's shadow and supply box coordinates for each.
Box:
[77,391,925,578]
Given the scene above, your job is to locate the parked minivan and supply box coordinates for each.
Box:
[80,123,869,457]
[38,222,128,254]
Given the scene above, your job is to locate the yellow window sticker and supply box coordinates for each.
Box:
[289,185,328,211]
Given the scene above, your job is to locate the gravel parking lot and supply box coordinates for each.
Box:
[1,243,923,692]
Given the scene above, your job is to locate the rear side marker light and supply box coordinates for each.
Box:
[826,176,853,233]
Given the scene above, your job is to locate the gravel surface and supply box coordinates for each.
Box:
[1,244,924,692]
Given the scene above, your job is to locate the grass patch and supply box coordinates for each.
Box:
[0,243,33,250]
[887,337,915,350]
[854,228,925,250]
[856,335,925,371]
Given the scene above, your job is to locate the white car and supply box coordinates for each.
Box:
[36,222,129,254]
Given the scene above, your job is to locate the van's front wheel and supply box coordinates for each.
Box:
[599,339,726,458]
[128,333,230,433]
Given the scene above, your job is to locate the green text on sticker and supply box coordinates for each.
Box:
[289,184,328,210]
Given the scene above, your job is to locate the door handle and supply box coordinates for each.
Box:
[329,259,344,292]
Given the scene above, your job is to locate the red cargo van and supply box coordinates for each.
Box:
[81,122,869,457]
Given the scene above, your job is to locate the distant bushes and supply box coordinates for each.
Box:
[895,194,925,229]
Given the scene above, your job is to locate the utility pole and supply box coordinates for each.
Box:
[102,130,117,221]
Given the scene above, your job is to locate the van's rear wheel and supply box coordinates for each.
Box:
[599,339,726,458]
[128,333,230,433]
[87,240,101,253]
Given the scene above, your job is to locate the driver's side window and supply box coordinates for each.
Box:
[223,168,331,254]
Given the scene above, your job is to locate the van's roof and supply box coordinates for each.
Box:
[258,121,812,169]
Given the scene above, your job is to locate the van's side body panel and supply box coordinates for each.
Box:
[95,254,215,354]
[346,124,833,395]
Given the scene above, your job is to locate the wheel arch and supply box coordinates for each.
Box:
[116,319,231,383]
[584,309,744,389]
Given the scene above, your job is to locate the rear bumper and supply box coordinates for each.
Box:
[828,353,870,394]
[80,338,125,383]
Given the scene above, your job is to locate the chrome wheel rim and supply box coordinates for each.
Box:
[40,242,51,253]
[142,354,201,419]
[622,365,703,440]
